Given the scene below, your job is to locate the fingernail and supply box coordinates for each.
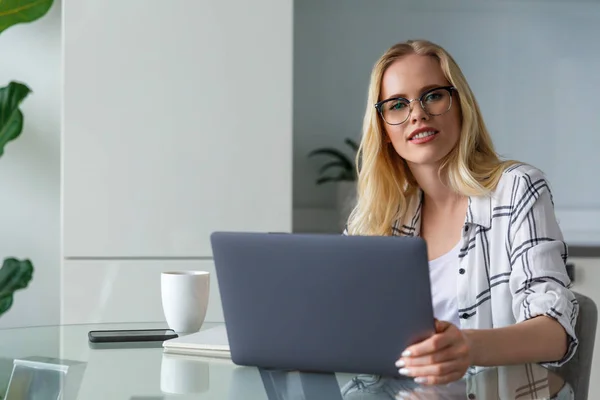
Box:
[398,368,410,376]
[401,350,411,357]
[414,377,427,384]
[395,359,405,368]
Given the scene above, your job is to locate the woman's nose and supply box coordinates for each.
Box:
[410,102,429,123]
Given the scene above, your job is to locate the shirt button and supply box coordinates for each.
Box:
[459,268,465,274]
[468,394,476,400]
[461,313,470,319]
[464,225,469,232]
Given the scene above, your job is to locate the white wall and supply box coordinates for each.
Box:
[61,0,293,324]
[0,1,61,328]
[293,0,600,243]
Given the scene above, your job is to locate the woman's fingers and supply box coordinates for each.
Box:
[400,320,461,359]
[399,330,454,359]
[394,320,471,386]
[434,319,451,332]
[397,359,458,380]
[397,345,459,367]
[398,359,467,385]
[412,371,465,386]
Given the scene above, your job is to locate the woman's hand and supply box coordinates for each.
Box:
[395,319,473,385]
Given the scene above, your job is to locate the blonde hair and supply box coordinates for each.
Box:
[346,39,518,236]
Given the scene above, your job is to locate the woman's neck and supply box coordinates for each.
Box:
[409,162,464,211]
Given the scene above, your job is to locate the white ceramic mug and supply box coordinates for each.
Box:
[161,271,210,333]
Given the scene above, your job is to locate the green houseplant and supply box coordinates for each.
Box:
[0,0,54,318]
[308,137,360,229]
[307,137,359,184]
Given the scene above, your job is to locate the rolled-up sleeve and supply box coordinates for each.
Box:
[508,170,579,367]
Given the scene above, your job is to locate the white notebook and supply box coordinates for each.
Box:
[162,324,231,358]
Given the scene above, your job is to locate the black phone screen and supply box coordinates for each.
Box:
[88,329,178,343]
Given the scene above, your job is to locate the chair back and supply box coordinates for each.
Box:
[552,291,597,400]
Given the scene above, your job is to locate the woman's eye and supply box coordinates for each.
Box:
[424,92,443,102]
[388,101,407,111]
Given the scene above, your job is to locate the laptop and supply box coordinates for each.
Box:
[210,231,435,377]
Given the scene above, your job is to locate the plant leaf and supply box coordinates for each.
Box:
[0,81,31,157]
[0,0,54,35]
[316,176,341,185]
[0,258,33,316]
[319,160,347,175]
[345,138,359,152]
[307,149,353,170]
[316,169,355,185]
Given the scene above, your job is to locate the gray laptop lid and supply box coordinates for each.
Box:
[210,232,435,377]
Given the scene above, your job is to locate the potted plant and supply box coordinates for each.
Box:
[308,137,359,227]
[0,0,55,319]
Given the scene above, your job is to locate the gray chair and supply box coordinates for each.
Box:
[551,291,598,400]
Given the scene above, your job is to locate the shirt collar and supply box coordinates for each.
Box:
[465,194,492,229]
[394,189,492,235]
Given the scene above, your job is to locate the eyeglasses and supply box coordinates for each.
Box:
[374,86,457,125]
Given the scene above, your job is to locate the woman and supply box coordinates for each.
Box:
[345,39,579,385]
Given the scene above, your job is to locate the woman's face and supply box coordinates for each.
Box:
[379,54,461,168]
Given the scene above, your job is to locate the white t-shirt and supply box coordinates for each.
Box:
[428,241,461,327]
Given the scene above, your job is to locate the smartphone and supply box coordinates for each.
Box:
[88,328,178,343]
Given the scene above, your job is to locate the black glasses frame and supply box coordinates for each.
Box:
[374,86,457,125]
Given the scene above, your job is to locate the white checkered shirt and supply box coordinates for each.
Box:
[346,163,579,371]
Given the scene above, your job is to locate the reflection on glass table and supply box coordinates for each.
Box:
[3,357,86,400]
[0,323,574,400]
[229,363,572,400]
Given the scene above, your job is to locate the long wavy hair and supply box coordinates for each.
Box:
[346,39,518,236]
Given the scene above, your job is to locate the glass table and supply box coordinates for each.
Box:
[0,322,573,399]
